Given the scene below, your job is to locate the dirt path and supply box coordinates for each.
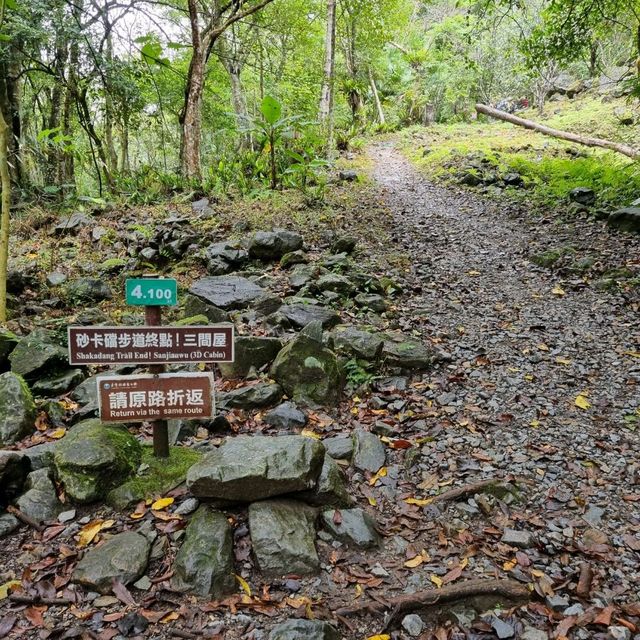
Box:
[367,141,640,614]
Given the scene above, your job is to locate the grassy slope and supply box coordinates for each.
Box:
[400,94,640,210]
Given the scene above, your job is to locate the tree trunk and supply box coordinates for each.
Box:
[180,49,206,182]
[319,0,337,153]
[369,67,385,125]
[476,103,640,160]
[103,14,118,175]
[0,107,10,323]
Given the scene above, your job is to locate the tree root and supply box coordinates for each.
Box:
[334,579,531,630]
[6,505,45,532]
[431,479,517,503]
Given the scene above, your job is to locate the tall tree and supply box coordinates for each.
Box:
[318,0,337,153]
[0,0,10,322]
[179,0,277,182]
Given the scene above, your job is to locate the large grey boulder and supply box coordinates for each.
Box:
[15,468,62,524]
[271,323,342,407]
[298,455,353,508]
[217,383,283,410]
[32,368,84,397]
[187,435,325,502]
[219,336,282,378]
[9,329,67,380]
[67,278,113,303]
[0,329,18,371]
[279,304,340,330]
[205,241,249,275]
[189,276,266,311]
[54,419,142,503]
[171,506,235,597]
[249,229,303,260]
[330,326,384,361]
[183,294,230,323]
[382,339,433,370]
[289,264,327,290]
[22,441,57,471]
[269,620,341,640]
[53,212,93,234]
[315,274,354,296]
[321,508,380,548]
[0,450,30,503]
[73,531,150,593]
[263,402,307,430]
[249,499,319,578]
[608,207,640,233]
[0,372,36,446]
[352,430,386,473]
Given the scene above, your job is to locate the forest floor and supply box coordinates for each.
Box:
[1,136,640,640]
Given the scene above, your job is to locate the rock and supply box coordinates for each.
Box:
[249,499,319,578]
[501,528,535,548]
[218,383,283,410]
[354,293,387,312]
[608,626,631,640]
[338,170,358,182]
[14,468,62,523]
[269,619,340,640]
[187,435,324,502]
[352,430,385,472]
[503,172,523,187]
[252,292,282,316]
[73,531,150,594]
[279,304,340,330]
[330,326,384,361]
[46,272,67,287]
[174,497,199,516]
[569,187,595,206]
[249,229,303,260]
[289,264,326,290]
[54,419,142,503]
[58,509,76,523]
[323,436,353,460]
[608,207,640,233]
[583,505,605,526]
[183,294,230,323]
[0,450,30,503]
[0,328,18,370]
[205,241,248,266]
[219,336,282,378]
[167,419,198,445]
[280,250,308,268]
[32,368,84,396]
[0,372,36,445]
[171,506,235,597]
[520,626,548,640]
[263,402,307,430]
[490,617,515,639]
[22,442,57,471]
[330,234,357,255]
[271,324,342,407]
[401,614,425,637]
[299,455,353,508]
[53,212,93,234]
[0,512,19,537]
[382,339,433,370]
[9,329,67,380]
[67,278,113,303]
[315,274,354,295]
[546,595,570,611]
[192,197,214,217]
[189,276,266,310]
[321,508,380,548]
[459,171,483,186]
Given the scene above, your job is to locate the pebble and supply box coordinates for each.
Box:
[370,563,389,577]
[58,509,76,523]
[501,528,535,548]
[174,497,199,515]
[608,627,631,640]
[401,614,424,637]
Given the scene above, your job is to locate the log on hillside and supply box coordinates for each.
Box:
[475,103,640,161]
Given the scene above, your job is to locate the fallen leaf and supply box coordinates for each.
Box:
[404,497,432,506]
[151,497,174,511]
[575,394,591,410]
[235,574,251,597]
[369,466,387,486]
[552,285,565,296]
[49,428,66,439]
[593,605,615,626]
[556,357,572,365]
[160,611,180,624]
[442,565,463,584]
[430,575,443,588]
[0,580,22,600]
[404,555,424,568]
[301,429,321,440]
[366,635,391,640]
[77,519,115,547]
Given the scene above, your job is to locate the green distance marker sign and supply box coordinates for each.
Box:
[126,278,178,306]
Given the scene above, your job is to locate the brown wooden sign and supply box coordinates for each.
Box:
[97,373,214,422]
[68,325,234,365]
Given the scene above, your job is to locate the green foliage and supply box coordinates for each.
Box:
[343,358,377,391]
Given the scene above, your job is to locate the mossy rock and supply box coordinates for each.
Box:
[107,446,202,510]
[0,372,36,446]
[54,419,142,504]
[0,329,19,370]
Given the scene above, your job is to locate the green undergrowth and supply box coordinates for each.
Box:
[400,95,640,212]
[106,445,202,510]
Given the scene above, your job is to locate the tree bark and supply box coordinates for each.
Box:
[0,102,10,323]
[476,103,640,160]
[369,67,385,125]
[103,5,118,175]
[319,0,337,153]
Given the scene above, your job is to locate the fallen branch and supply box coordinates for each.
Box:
[335,579,530,629]
[6,505,45,532]
[475,104,640,161]
[577,562,594,599]
[431,479,515,504]
[9,594,74,606]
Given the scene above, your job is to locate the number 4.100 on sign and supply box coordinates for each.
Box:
[125,278,178,306]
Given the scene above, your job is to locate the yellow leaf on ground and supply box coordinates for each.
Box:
[537,343,550,351]
[0,580,22,600]
[366,495,377,507]
[129,512,145,520]
[503,560,517,570]
[235,574,251,597]
[552,285,565,296]
[530,420,540,428]
[404,555,424,568]
[49,428,66,439]
[467,270,481,276]
[404,497,432,506]
[430,575,443,588]
[575,394,591,410]
[367,635,391,640]
[151,497,174,511]
[623,351,640,358]
[159,611,180,624]
[301,429,321,440]
[354,583,363,598]
[77,519,115,547]
[556,357,572,365]
[369,466,387,486]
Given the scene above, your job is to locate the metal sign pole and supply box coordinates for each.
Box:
[145,303,169,458]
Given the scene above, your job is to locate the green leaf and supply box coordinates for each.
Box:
[141,41,163,64]
[5,0,17,10]
[260,96,282,125]
[0,34,11,41]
